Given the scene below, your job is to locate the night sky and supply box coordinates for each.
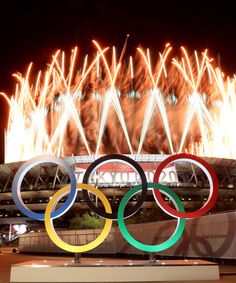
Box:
[0,0,236,163]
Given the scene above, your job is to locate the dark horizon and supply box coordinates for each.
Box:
[1,0,236,163]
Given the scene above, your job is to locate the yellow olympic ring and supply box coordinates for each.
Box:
[45,183,112,253]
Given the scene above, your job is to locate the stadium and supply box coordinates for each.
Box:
[1,154,236,258]
[1,44,236,259]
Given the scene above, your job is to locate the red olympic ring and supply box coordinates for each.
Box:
[153,153,219,219]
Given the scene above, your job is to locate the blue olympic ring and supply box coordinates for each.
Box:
[12,155,77,221]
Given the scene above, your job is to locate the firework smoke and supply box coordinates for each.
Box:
[1,41,236,163]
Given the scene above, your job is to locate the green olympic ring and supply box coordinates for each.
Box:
[118,182,186,252]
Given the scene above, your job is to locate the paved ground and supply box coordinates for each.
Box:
[1,251,236,283]
[0,252,72,283]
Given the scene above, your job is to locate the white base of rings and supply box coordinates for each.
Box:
[10,259,219,282]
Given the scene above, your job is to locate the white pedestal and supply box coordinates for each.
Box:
[10,259,220,282]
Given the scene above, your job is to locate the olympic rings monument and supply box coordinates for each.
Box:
[10,153,220,282]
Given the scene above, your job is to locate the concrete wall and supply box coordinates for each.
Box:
[19,211,236,259]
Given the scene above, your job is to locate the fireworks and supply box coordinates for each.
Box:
[1,41,236,163]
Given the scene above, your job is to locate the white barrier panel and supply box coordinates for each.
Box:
[19,210,236,259]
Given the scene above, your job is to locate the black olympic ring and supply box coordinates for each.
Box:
[82,154,148,220]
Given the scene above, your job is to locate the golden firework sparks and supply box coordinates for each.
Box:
[1,42,236,162]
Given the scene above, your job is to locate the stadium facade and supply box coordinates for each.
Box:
[1,154,236,250]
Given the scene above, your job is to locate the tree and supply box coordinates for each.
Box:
[69,213,105,230]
